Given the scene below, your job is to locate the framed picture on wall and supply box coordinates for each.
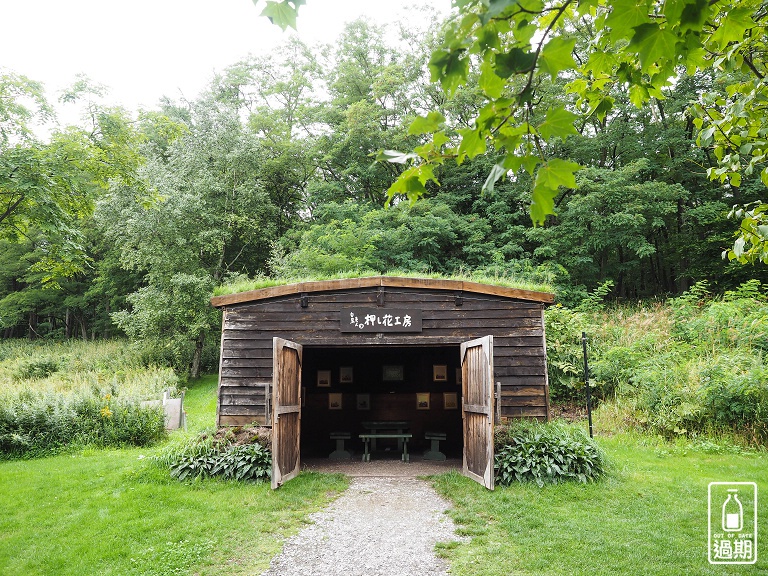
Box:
[443,392,458,410]
[416,392,431,410]
[356,393,370,410]
[433,364,448,382]
[328,393,343,410]
[382,365,404,381]
[339,366,354,384]
[456,368,462,386]
[317,370,331,387]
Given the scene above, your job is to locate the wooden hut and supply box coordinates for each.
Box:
[210,276,554,489]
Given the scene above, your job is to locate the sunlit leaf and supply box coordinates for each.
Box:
[376,149,418,164]
[539,37,577,80]
[258,0,304,31]
[710,7,754,50]
[457,127,487,162]
[479,60,505,99]
[408,111,446,135]
[627,23,679,71]
[530,159,581,225]
[537,106,578,141]
[481,163,508,195]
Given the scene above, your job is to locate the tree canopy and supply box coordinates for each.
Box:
[269,0,768,259]
[2,3,768,376]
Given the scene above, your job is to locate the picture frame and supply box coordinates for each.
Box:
[382,365,404,382]
[416,392,431,410]
[443,392,458,410]
[456,368,462,386]
[339,366,354,384]
[433,364,448,382]
[356,393,370,411]
[328,393,343,410]
[317,370,331,387]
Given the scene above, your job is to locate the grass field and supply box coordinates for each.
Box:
[433,433,768,575]
[0,375,347,576]
[1,367,766,574]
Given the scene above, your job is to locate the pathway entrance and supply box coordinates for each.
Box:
[259,474,464,576]
[302,456,462,477]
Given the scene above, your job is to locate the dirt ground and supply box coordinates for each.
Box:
[302,456,462,477]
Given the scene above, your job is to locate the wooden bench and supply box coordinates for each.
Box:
[329,431,351,460]
[423,431,446,461]
[359,433,412,462]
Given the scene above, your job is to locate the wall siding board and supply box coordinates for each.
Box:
[216,285,550,426]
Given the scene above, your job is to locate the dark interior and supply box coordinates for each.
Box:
[300,345,463,458]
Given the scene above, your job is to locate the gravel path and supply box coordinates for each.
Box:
[260,476,462,576]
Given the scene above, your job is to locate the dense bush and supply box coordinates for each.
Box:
[543,305,590,402]
[557,281,768,444]
[0,391,166,457]
[13,356,62,381]
[0,339,180,457]
[156,426,272,482]
[494,420,607,487]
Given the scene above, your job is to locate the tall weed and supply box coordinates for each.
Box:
[0,339,179,457]
[570,281,768,444]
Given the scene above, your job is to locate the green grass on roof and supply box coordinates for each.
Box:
[213,270,554,297]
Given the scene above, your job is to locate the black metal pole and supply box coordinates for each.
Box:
[581,331,594,438]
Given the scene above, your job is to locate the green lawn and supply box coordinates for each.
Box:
[432,434,768,576]
[2,373,767,575]
[0,375,347,576]
[182,373,220,433]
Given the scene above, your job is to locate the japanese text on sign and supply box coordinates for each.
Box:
[340,308,422,333]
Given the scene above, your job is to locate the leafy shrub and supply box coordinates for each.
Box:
[13,356,62,380]
[0,390,166,458]
[0,340,179,457]
[544,305,590,402]
[585,282,768,443]
[158,426,272,482]
[494,420,607,487]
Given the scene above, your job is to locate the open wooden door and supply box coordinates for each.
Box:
[460,335,495,490]
[271,337,302,489]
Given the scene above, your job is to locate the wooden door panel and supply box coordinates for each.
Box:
[271,337,302,489]
[461,335,495,490]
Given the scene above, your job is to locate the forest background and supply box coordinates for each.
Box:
[2,3,768,392]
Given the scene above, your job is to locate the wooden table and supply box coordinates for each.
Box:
[361,421,410,451]
[359,433,412,462]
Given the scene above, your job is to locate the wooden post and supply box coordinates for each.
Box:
[581,331,594,438]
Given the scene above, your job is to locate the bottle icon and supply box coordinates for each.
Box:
[722,489,743,532]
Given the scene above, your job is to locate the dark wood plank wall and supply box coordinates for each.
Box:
[217,286,549,426]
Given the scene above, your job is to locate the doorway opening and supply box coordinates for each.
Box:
[300,345,463,460]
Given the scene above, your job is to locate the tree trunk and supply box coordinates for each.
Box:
[28,311,38,339]
[190,332,205,379]
[103,301,111,339]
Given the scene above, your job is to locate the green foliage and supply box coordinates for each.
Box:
[0,339,179,458]
[575,279,614,313]
[543,304,590,401]
[361,0,768,269]
[12,355,61,380]
[586,282,768,443]
[0,389,166,458]
[157,426,272,482]
[494,420,607,487]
